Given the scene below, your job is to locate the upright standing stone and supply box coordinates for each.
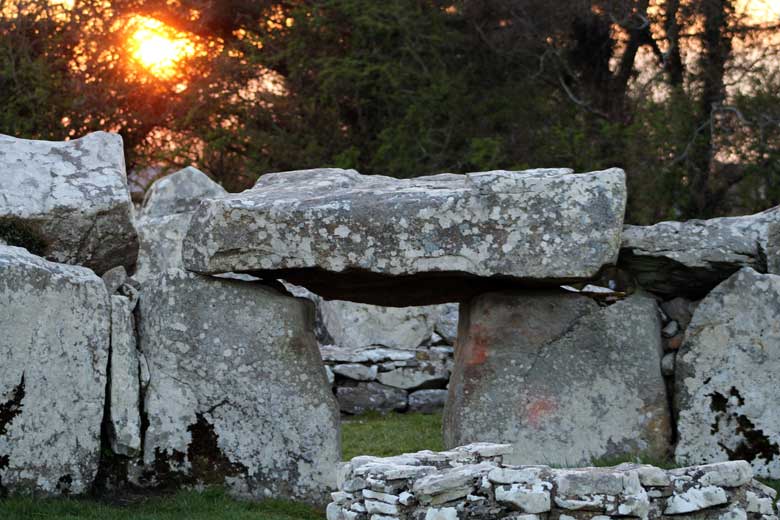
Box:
[620,206,780,297]
[444,290,671,466]
[182,167,626,306]
[0,132,138,274]
[134,270,340,504]
[109,296,142,457]
[0,246,110,495]
[675,267,780,478]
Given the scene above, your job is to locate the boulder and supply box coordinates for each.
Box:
[139,166,226,218]
[0,132,138,274]
[319,300,443,350]
[444,290,671,466]
[134,270,339,504]
[675,267,780,478]
[109,296,142,457]
[336,382,408,415]
[0,246,110,495]
[182,167,627,306]
[133,168,226,285]
[619,207,780,297]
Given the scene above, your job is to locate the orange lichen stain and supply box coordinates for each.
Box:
[464,325,490,366]
[525,397,558,428]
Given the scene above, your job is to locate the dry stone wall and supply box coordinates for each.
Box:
[328,443,777,520]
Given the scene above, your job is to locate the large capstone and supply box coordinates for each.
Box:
[0,246,110,495]
[0,132,138,274]
[134,269,340,504]
[182,167,626,306]
[675,267,780,478]
[443,290,671,466]
[619,207,780,297]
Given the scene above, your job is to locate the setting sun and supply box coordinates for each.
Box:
[128,17,197,79]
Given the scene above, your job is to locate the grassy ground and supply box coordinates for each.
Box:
[0,412,444,520]
[4,411,779,519]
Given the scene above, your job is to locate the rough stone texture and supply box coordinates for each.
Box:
[0,246,110,495]
[182,167,627,306]
[444,290,671,466]
[675,267,780,478]
[620,206,780,297]
[140,166,226,219]
[329,445,774,520]
[336,382,408,415]
[134,269,340,504]
[768,221,780,275]
[109,296,142,457]
[0,132,138,274]
[409,390,449,414]
[133,213,191,284]
[319,300,443,350]
[434,303,459,345]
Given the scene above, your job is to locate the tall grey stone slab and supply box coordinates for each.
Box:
[620,206,780,297]
[444,290,671,467]
[0,246,110,495]
[0,132,138,274]
[109,296,142,457]
[182,167,626,306]
[675,267,780,478]
[134,269,340,504]
[140,166,226,218]
[768,221,780,275]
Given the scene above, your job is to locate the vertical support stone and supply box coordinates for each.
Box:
[444,290,671,466]
[134,270,340,505]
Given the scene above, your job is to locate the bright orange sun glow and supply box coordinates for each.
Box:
[128,17,197,79]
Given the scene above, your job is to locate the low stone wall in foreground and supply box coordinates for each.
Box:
[328,444,778,520]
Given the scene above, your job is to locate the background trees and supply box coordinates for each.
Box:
[1,0,779,223]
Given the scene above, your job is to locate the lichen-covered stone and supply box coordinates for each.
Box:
[182,167,627,306]
[140,166,226,219]
[133,213,193,284]
[444,290,671,466]
[134,269,340,504]
[109,296,142,457]
[330,444,773,520]
[675,267,780,478]
[0,132,138,274]
[0,246,110,495]
[409,390,449,413]
[319,299,444,350]
[620,207,780,297]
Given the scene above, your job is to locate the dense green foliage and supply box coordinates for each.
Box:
[1,0,779,222]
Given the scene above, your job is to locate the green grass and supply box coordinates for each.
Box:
[0,411,445,519]
[341,411,444,460]
[0,488,322,519]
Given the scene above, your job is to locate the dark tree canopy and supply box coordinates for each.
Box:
[1,0,779,223]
